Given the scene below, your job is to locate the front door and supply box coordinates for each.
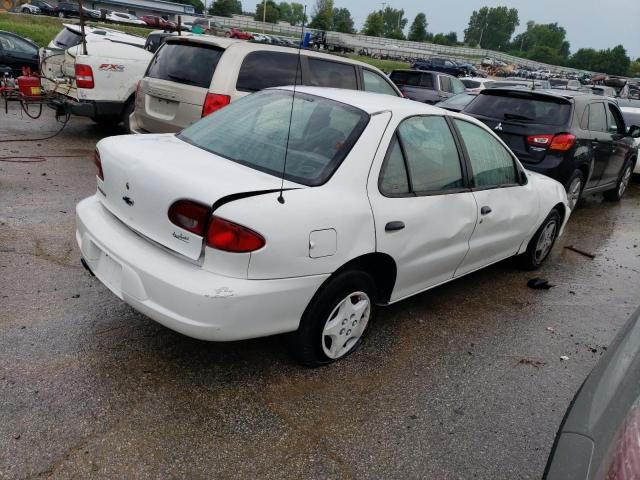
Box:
[585,102,612,188]
[452,119,538,275]
[600,103,628,186]
[368,115,477,302]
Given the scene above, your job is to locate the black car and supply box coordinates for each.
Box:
[29,0,55,15]
[545,306,640,480]
[389,69,466,104]
[411,58,469,77]
[435,92,478,112]
[54,2,100,19]
[0,30,39,76]
[463,88,639,209]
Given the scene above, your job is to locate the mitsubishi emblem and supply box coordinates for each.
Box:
[495,122,503,131]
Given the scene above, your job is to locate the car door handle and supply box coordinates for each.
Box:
[385,221,405,232]
[480,206,492,215]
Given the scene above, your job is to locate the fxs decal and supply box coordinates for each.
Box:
[98,64,125,72]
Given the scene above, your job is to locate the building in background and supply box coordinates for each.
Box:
[85,0,195,20]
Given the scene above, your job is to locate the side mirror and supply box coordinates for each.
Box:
[628,125,640,139]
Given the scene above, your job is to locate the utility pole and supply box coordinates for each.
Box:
[262,0,266,34]
[478,22,487,48]
[77,0,87,55]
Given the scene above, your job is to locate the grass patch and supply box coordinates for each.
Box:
[0,12,150,47]
[346,54,410,73]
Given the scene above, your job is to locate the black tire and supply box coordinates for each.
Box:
[120,100,135,133]
[564,169,584,211]
[603,160,634,202]
[518,209,561,270]
[289,270,376,367]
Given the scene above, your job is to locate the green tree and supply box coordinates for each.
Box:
[569,45,631,75]
[362,11,384,37]
[332,7,355,33]
[289,3,306,26]
[464,6,519,50]
[526,45,565,65]
[209,0,241,16]
[512,21,570,58]
[433,31,458,46]
[408,13,428,42]
[381,6,407,39]
[629,60,640,77]
[277,2,292,22]
[254,0,280,23]
[308,0,333,30]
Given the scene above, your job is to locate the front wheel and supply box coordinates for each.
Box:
[603,161,633,202]
[289,270,376,367]
[518,209,561,270]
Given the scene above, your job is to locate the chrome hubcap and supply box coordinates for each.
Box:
[322,292,371,359]
[535,220,557,263]
[619,167,631,197]
[567,177,582,210]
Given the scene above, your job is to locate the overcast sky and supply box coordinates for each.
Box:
[333,0,640,59]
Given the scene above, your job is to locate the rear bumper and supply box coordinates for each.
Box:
[520,153,573,187]
[76,195,327,341]
[49,97,124,118]
[128,111,148,134]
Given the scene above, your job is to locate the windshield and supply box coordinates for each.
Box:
[52,28,82,49]
[178,90,369,186]
[466,92,572,126]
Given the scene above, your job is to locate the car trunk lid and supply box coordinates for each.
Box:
[96,134,290,260]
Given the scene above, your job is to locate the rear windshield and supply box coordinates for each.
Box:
[52,28,82,49]
[462,79,480,89]
[146,42,223,89]
[466,92,572,126]
[178,90,369,186]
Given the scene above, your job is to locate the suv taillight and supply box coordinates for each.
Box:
[94,149,103,180]
[202,93,230,117]
[527,133,576,152]
[168,200,210,236]
[206,216,265,253]
[75,64,94,89]
[134,80,142,108]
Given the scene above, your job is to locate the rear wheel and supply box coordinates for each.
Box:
[603,161,633,201]
[289,270,375,367]
[564,170,584,210]
[518,209,561,270]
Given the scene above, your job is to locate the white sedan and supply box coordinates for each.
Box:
[76,87,570,366]
[106,11,146,25]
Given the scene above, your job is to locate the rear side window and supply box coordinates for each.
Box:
[440,76,452,93]
[606,104,624,133]
[588,103,607,132]
[363,69,398,96]
[390,71,421,86]
[379,137,410,194]
[308,58,357,89]
[466,93,572,126]
[419,74,434,88]
[454,119,518,188]
[147,42,223,89]
[237,51,301,92]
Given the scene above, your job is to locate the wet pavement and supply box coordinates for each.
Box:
[1,104,639,479]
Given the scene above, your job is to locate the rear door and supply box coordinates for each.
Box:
[601,103,628,185]
[368,115,477,301]
[452,118,537,275]
[136,41,224,133]
[585,102,611,188]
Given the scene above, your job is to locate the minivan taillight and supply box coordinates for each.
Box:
[206,216,265,253]
[75,64,94,89]
[168,200,210,236]
[527,133,576,152]
[94,149,103,180]
[202,93,230,117]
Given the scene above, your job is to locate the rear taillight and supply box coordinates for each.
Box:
[75,64,94,89]
[94,149,103,180]
[206,216,265,253]
[526,133,576,152]
[168,200,210,236]
[202,93,230,117]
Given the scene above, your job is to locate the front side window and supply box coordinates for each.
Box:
[454,119,518,188]
[236,51,301,92]
[179,90,369,186]
[307,58,357,90]
[379,116,464,195]
[363,69,398,96]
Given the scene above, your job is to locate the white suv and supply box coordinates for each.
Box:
[130,36,402,134]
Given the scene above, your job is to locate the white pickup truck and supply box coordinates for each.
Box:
[41,24,152,131]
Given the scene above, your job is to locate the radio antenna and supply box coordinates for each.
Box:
[277,5,307,205]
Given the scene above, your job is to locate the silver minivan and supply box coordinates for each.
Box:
[130,36,402,134]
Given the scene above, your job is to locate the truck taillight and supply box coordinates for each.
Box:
[94,149,104,180]
[75,64,94,89]
[206,216,265,253]
[168,200,210,236]
[202,93,230,117]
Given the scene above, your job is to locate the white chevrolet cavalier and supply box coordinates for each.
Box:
[76,87,570,366]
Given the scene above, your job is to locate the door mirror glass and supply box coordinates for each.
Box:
[629,125,640,138]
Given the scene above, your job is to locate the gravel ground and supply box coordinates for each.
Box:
[1,104,639,479]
